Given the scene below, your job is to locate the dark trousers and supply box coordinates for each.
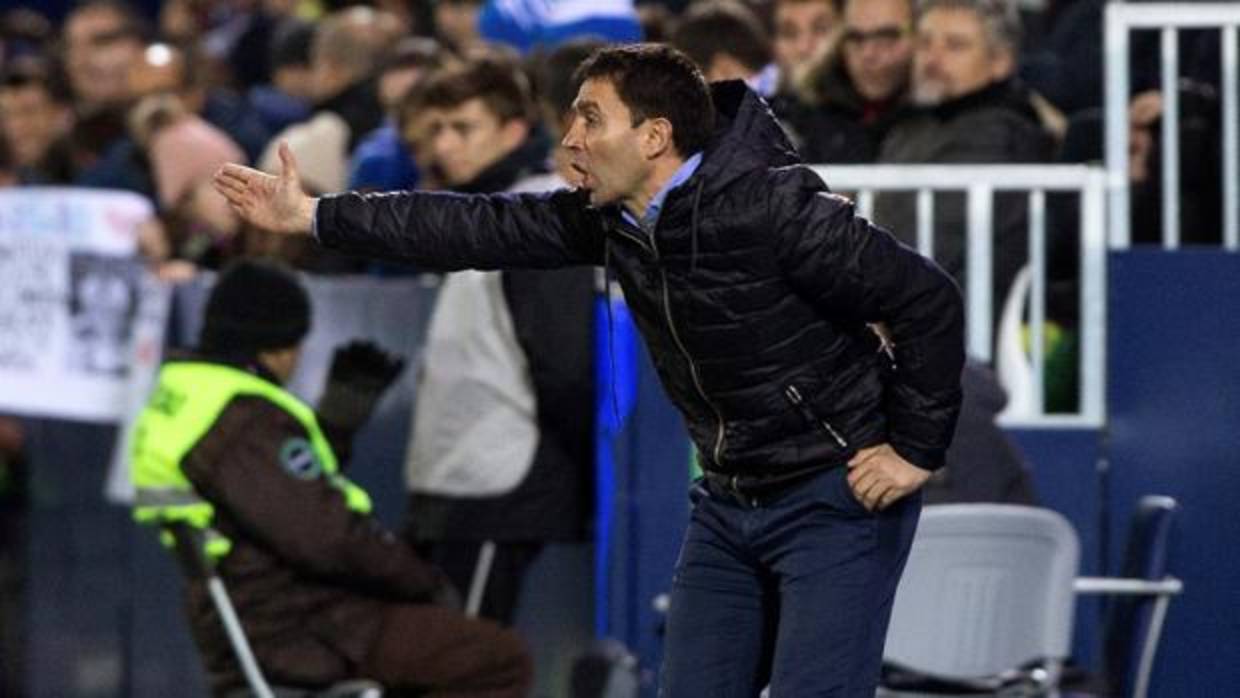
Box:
[660,466,922,698]
[359,603,533,698]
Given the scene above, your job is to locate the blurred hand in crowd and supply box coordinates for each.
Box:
[1128,89,1163,183]
[214,141,315,235]
[318,340,407,431]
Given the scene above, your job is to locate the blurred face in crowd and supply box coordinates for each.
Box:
[773,0,838,81]
[435,0,481,51]
[562,77,662,211]
[426,97,528,186]
[64,6,144,109]
[912,6,1014,106]
[0,83,71,167]
[379,65,428,113]
[841,0,913,102]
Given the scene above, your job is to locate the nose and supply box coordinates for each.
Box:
[795,33,816,61]
[432,129,457,158]
[561,116,583,150]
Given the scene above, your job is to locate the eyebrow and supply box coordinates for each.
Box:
[574,99,600,114]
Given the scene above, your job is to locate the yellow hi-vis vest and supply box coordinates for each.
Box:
[130,361,372,559]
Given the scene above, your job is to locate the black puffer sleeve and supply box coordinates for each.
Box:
[767,167,965,470]
[315,187,606,271]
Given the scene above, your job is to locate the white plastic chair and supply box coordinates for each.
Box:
[881,505,1080,696]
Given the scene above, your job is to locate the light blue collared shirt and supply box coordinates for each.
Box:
[622,152,703,231]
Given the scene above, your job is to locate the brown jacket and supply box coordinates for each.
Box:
[179,393,446,694]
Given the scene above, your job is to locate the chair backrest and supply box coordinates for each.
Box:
[161,523,279,698]
[884,504,1080,677]
[1102,495,1179,697]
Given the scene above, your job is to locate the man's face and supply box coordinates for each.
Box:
[773,0,838,81]
[64,7,143,108]
[841,0,914,102]
[912,7,1013,106]
[562,78,652,209]
[426,97,527,187]
[0,85,69,167]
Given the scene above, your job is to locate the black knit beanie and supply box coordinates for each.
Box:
[199,260,311,358]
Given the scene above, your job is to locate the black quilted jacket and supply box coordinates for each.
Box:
[317,81,964,484]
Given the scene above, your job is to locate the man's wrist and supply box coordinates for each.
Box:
[300,196,319,236]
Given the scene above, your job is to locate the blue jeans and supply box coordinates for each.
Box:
[659,466,921,698]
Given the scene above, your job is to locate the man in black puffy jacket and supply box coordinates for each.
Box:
[216,43,964,698]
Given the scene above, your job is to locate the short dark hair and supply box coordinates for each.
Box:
[66,0,149,42]
[574,44,716,158]
[534,37,606,121]
[420,52,533,124]
[670,1,771,74]
[0,55,71,104]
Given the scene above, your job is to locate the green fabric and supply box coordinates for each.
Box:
[130,361,372,558]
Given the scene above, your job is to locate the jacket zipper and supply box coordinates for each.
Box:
[784,385,848,449]
[611,223,653,255]
[644,224,728,467]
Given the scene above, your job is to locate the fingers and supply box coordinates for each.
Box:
[278,140,300,182]
[847,449,916,511]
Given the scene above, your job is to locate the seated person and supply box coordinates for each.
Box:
[130,260,531,697]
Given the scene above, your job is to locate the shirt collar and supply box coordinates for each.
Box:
[622,152,703,229]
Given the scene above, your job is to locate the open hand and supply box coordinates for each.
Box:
[846,443,931,511]
[213,141,316,235]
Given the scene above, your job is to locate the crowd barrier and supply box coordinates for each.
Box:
[1106,2,1240,249]
[815,164,1108,427]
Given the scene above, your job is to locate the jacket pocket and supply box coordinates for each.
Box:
[784,384,850,449]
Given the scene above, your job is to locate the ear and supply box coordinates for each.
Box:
[990,49,1015,82]
[640,117,675,160]
[498,118,530,153]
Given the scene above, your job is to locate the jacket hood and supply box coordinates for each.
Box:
[692,81,802,196]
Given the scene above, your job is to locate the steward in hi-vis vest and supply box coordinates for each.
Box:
[129,260,531,698]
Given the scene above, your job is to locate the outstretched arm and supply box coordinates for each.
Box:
[214,142,605,271]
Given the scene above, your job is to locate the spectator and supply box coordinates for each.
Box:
[0,9,54,65]
[771,0,839,92]
[403,54,594,627]
[0,57,75,183]
[59,1,146,172]
[635,2,675,44]
[776,0,914,163]
[347,37,448,192]
[129,95,247,272]
[670,0,775,94]
[260,6,398,193]
[129,260,532,698]
[434,0,485,53]
[874,0,1053,336]
[61,0,146,114]
[126,41,272,161]
[247,19,316,137]
[1020,0,1104,114]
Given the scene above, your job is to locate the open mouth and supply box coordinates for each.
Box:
[569,162,591,188]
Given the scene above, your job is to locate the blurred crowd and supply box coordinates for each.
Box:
[0,0,1230,283]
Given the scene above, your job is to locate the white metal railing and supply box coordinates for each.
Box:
[1106,3,1240,250]
[813,164,1107,428]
